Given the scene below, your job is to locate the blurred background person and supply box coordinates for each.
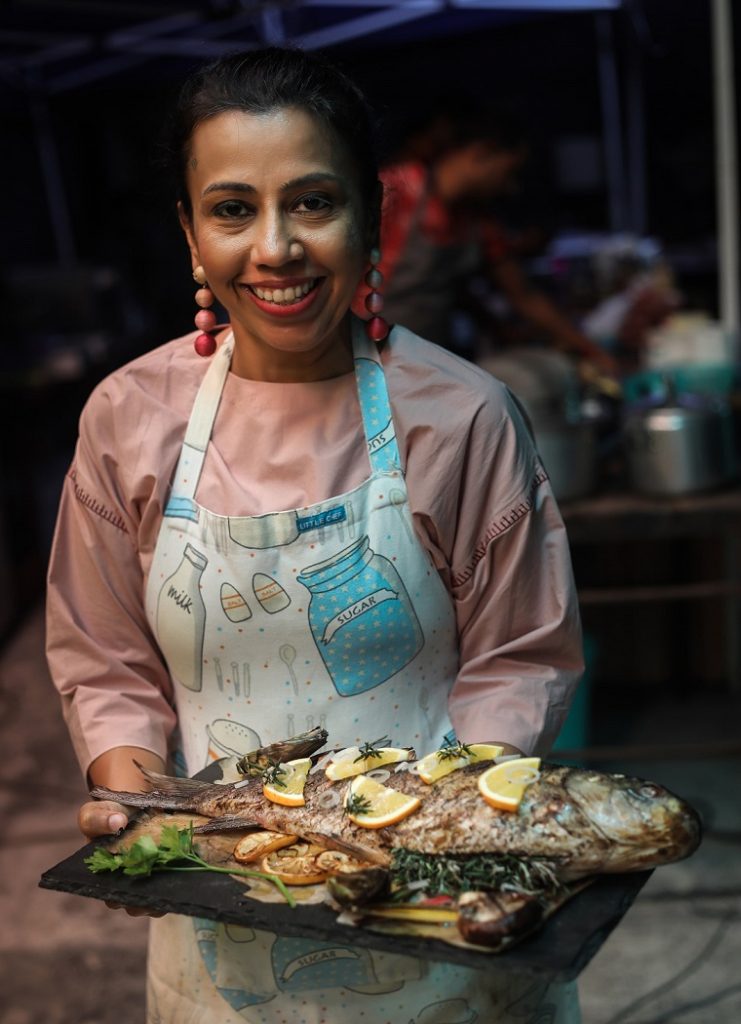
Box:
[369,103,619,380]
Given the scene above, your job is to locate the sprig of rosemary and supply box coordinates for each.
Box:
[85,824,296,907]
[436,740,474,762]
[345,793,373,817]
[390,848,563,901]
[354,736,391,762]
[261,760,287,788]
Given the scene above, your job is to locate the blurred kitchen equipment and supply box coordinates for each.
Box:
[477,348,601,502]
[623,387,736,496]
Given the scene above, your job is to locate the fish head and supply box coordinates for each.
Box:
[564,769,702,872]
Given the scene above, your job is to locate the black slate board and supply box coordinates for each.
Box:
[39,843,651,981]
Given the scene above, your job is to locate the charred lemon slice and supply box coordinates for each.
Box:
[325,745,412,781]
[233,830,298,864]
[477,757,541,812]
[344,774,421,828]
[313,849,377,875]
[260,842,329,885]
[262,758,312,807]
[415,742,504,784]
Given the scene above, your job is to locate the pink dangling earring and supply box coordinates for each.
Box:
[192,266,217,357]
[364,247,389,343]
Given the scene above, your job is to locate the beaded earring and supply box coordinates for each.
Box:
[364,247,389,343]
[192,266,217,357]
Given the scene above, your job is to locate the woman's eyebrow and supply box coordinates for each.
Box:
[202,173,343,198]
[202,181,255,197]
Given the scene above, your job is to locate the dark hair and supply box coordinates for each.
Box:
[166,47,380,230]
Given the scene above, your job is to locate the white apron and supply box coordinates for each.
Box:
[143,318,580,1024]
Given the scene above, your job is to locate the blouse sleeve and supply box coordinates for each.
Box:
[45,390,177,780]
[403,358,584,756]
[450,393,583,755]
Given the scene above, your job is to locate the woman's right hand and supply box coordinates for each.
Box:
[82,746,168,918]
[78,798,131,840]
[79,798,165,918]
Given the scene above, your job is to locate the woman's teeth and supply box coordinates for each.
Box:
[251,280,316,304]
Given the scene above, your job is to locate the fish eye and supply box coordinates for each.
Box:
[628,784,661,801]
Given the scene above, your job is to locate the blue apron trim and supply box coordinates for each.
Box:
[164,495,199,521]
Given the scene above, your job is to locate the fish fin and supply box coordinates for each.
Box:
[191,816,261,835]
[90,765,218,813]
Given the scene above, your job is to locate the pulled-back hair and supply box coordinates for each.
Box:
[166,48,379,226]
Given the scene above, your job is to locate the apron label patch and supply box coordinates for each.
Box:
[367,417,394,454]
[296,505,346,533]
[322,587,397,644]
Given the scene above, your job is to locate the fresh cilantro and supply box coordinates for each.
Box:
[85,824,296,906]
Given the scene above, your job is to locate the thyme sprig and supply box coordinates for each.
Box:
[354,736,391,762]
[85,823,296,906]
[261,760,287,788]
[345,793,373,817]
[390,848,563,902]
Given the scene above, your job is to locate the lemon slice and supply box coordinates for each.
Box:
[415,742,504,784]
[260,842,329,885]
[325,745,412,781]
[233,831,298,864]
[477,757,541,812]
[313,850,377,875]
[344,774,421,829]
[262,757,312,807]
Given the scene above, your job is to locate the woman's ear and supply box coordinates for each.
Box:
[177,201,199,270]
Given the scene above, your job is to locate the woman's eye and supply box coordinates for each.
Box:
[213,200,251,219]
[294,193,332,215]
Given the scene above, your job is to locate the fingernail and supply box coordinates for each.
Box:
[108,813,128,834]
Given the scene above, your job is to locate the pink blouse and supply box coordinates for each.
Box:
[46,324,583,777]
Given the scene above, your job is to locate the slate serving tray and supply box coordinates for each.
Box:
[39,846,651,981]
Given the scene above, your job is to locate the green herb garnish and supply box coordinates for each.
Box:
[85,824,296,906]
[345,793,373,817]
[436,741,474,762]
[390,848,563,901]
[354,736,391,762]
[261,760,287,788]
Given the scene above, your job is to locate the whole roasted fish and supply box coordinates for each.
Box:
[92,753,701,883]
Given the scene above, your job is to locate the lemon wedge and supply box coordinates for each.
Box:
[344,774,421,829]
[262,757,312,807]
[477,757,541,812]
[325,745,412,781]
[415,742,504,784]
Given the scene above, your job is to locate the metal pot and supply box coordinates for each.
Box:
[623,400,736,496]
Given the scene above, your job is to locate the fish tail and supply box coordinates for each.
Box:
[89,763,220,812]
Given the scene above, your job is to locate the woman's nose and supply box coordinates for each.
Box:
[251,212,298,267]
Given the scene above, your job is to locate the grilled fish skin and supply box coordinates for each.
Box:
[91,758,701,882]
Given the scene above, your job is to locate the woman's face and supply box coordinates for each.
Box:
[180,107,369,379]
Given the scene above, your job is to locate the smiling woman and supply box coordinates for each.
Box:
[45,46,585,1024]
[178,106,367,381]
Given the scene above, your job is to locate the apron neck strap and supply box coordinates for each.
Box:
[351,317,402,475]
[165,320,401,517]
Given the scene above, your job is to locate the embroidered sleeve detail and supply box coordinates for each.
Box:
[69,469,129,535]
[452,469,549,589]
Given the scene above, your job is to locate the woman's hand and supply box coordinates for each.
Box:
[83,746,167,918]
[78,798,131,840]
